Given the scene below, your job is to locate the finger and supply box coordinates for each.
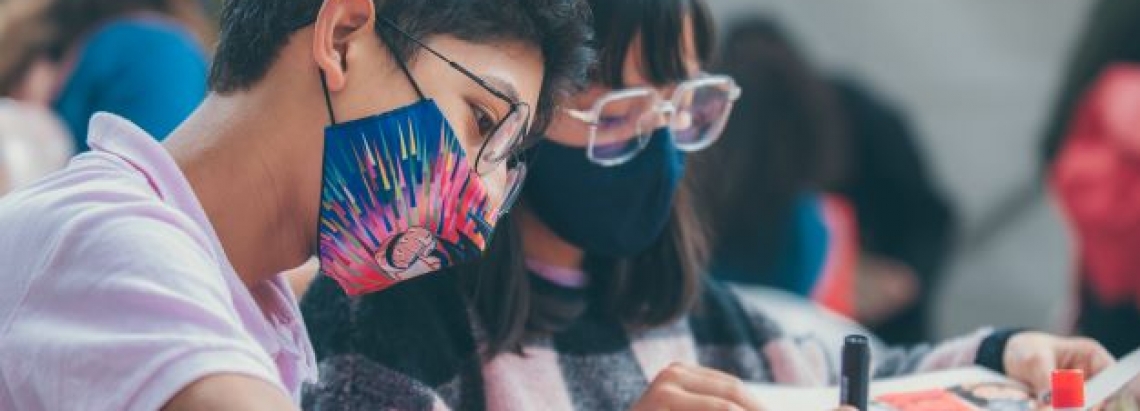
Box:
[656,364,765,411]
[652,386,748,411]
[682,366,767,411]
[1020,349,1056,394]
[1076,336,1112,373]
[1052,337,1114,380]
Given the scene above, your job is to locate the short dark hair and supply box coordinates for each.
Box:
[461,0,715,357]
[208,0,594,140]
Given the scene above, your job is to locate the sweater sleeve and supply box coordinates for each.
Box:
[730,286,1001,384]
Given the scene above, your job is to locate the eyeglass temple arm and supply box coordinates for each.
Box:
[376,18,515,105]
[561,108,597,125]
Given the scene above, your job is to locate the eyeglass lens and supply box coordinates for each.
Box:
[587,80,736,162]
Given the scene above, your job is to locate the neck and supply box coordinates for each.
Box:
[164,84,325,289]
[519,205,584,269]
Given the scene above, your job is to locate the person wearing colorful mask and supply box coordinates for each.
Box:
[300,1,1116,410]
[0,0,593,409]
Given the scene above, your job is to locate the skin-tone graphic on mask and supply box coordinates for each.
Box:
[318,101,497,296]
[376,226,441,278]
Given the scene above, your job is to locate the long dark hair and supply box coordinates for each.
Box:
[460,0,716,357]
[689,17,847,280]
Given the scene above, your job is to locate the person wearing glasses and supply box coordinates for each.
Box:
[0,0,592,409]
[301,0,1118,410]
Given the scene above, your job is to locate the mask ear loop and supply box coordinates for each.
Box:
[317,20,426,126]
[319,70,338,125]
[377,23,426,100]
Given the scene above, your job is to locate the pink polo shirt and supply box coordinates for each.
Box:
[0,113,317,410]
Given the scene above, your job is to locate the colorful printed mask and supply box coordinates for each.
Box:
[317,99,501,295]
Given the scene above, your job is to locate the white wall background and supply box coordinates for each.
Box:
[706,0,1097,338]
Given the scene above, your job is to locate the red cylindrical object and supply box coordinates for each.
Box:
[1051,369,1086,408]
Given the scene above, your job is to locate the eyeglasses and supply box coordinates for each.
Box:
[378,19,529,217]
[563,75,742,167]
[378,20,531,175]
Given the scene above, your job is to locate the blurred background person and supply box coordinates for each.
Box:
[691,18,858,318]
[0,101,72,196]
[199,0,222,21]
[830,74,957,345]
[19,0,213,151]
[1041,0,1140,167]
[0,0,73,195]
[1051,64,1140,357]
[1041,0,1140,358]
[694,17,956,344]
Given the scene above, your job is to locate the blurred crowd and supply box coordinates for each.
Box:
[0,0,1137,408]
[1,0,1137,353]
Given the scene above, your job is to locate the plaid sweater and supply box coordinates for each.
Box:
[300,263,1002,411]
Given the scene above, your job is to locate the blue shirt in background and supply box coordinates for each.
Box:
[54,18,207,151]
[711,192,831,297]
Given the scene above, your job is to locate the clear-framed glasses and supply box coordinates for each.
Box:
[563,74,742,166]
[377,19,530,216]
[378,19,531,175]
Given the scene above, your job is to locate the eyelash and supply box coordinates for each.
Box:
[469,102,498,139]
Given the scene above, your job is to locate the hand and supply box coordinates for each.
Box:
[855,255,919,325]
[630,363,766,411]
[1003,332,1114,394]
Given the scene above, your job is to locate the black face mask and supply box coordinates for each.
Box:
[522,128,685,257]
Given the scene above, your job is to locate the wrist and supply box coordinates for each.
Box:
[976,328,1030,374]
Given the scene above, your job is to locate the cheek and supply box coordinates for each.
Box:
[433,98,483,155]
[478,166,508,205]
[544,114,591,147]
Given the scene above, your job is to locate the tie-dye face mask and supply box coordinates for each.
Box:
[317,99,505,295]
[315,20,531,296]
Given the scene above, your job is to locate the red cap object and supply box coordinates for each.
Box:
[1051,369,1086,408]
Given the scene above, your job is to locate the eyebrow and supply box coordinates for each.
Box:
[480,74,522,105]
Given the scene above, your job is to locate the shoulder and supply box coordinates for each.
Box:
[0,154,221,328]
[0,156,280,411]
[0,150,213,259]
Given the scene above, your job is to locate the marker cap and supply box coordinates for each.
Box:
[1051,369,1085,408]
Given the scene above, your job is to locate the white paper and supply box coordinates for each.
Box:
[747,366,1012,411]
[1086,346,1140,410]
[746,346,1140,411]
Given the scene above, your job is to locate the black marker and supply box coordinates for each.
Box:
[840,335,871,411]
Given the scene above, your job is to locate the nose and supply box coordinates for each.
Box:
[670,110,692,131]
[643,102,675,131]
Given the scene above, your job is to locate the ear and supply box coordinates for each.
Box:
[312,0,376,91]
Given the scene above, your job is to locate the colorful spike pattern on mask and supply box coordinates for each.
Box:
[318,101,499,295]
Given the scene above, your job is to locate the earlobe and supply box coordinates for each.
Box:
[312,0,377,91]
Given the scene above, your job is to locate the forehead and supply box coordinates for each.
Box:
[569,16,702,107]
[621,15,702,89]
[423,35,545,108]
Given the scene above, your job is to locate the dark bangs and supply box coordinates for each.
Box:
[591,0,715,87]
